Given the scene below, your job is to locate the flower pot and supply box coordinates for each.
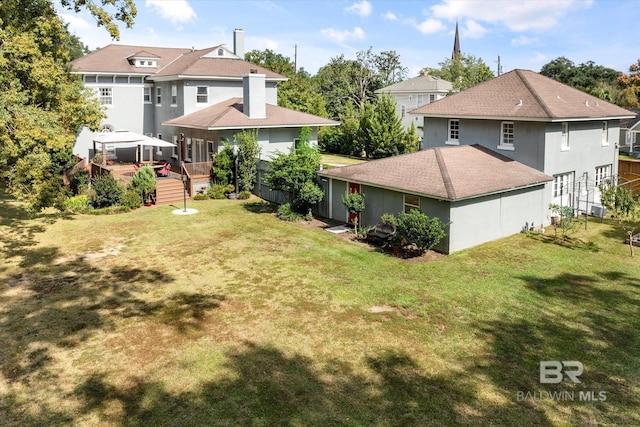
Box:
[145,202,152,207]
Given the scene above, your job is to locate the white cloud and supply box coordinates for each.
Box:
[247,36,280,51]
[461,19,486,39]
[414,18,446,35]
[346,0,372,17]
[382,11,397,21]
[511,35,539,47]
[320,27,366,43]
[431,0,593,32]
[530,52,548,63]
[146,0,196,28]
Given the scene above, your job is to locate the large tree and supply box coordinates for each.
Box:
[615,59,640,107]
[359,95,418,158]
[424,53,494,91]
[0,0,134,211]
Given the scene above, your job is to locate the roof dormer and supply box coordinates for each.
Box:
[127,50,160,68]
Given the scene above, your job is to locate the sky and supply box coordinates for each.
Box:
[58,0,636,77]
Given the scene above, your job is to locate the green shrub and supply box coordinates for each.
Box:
[207,184,227,199]
[396,209,447,253]
[70,169,90,195]
[130,165,156,203]
[380,213,397,226]
[193,193,209,200]
[120,188,142,209]
[342,192,365,214]
[86,205,130,215]
[92,174,124,208]
[63,195,91,213]
[238,190,252,200]
[212,142,235,185]
[276,203,303,222]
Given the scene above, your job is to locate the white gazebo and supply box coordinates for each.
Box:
[92,130,175,165]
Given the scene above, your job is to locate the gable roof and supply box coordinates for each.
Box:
[70,45,192,75]
[70,44,286,81]
[620,108,640,130]
[375,73,453,94]
[163,98,339,130]
[318,144,552,201]
[410,69,635,122]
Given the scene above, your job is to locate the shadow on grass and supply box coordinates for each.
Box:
[470,270,640,426]
[68,341,553,427]
[525,231,601,252]
[241,200,278,214]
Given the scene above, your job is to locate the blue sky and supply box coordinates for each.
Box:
[59,0,635,77]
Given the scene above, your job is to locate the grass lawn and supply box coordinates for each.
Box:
[321,153,368,167]
[1,185,639,426]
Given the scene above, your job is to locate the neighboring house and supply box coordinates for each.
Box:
[619,108,640,155]
[317,145,552,253]
[374,71,453,139]
[410,69,635,213]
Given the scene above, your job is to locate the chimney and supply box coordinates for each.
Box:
[243,73,266,119]
[233,29,245,58]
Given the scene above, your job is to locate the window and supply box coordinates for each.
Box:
[171,85,177,106]
[143,87,151,103]
[499,121,514,150]
[98,87,112,105]
[429,94,436,103]
[172,135,178,158]
[196,86,208,103]
[401,105,406,118]
[553,172,573,198]
[602,121,609,146]
[404,194,420,213]
[156,87,162,105]
[417,95,424,107]
[185,138,192,161]
[595,165,611,187]
[447,119,459,144]
[561,122,569,150]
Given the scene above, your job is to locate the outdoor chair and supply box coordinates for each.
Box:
[156,162,171,177]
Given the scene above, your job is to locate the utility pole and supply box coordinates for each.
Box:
[496,55,502,76]
[294,44,298,74]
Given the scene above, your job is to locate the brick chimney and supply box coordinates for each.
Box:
[243,72,266,119]
[233,29,245,58]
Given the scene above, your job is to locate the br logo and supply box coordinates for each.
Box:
[539,361,584,384]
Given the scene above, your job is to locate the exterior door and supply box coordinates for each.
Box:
[347,182,361,224]
[194,139,206,162]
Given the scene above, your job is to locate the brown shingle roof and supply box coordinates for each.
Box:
[151,48,285,80]
[410,69,635,121]
[318,144,552,201]
[70,44,286,81]
[375,73,453,93]
[163,98,339,130]
[70,44,192,74]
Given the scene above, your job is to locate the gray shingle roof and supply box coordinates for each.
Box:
[318,145,552,201]
[410,69,635,121]
[163,98,339,130]
[375,73,453,93]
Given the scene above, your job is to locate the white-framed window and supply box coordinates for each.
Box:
[595,165,611,187]
[561,122,570,151]
[404,194,420,213]
[156,87,162,106]
[498,121,514,150]
[447,119,459,145]
[429,94,436,103]
[171,84,177,106]
[196,86,208,104]
[185,138,192,161]
[172,135,178,158]
[553,172,574,198]
[207,140,215,157]
[143,87,151,103]
[602,121,609,146]
[98,87,113,105]
[417,95,424,107]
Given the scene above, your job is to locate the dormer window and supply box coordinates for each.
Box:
[218,48,224,56]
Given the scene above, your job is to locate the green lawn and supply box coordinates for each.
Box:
[1,186,639,426]
[321,153,368,167]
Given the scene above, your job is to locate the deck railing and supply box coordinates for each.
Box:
[182,161,212,177]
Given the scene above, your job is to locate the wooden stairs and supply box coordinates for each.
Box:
[155,178,189,205]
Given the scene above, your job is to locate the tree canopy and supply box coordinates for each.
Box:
[424,53,494,91]
[0,0,133,211]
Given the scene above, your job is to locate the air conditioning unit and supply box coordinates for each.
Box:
[591,205,607,218]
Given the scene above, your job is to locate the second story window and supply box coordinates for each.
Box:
[429,94,435,103]
[196,86,208,103]
[447,119,459,144]
[602,121,609,146]
[171,84,177,106]
[499,121,514,150]
[156,87,162,106]
[561,122,570,151]
[98,87,113,105]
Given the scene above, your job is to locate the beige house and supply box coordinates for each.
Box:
[374,72,453,139]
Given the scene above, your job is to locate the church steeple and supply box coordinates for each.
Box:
[452,21,461,59]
